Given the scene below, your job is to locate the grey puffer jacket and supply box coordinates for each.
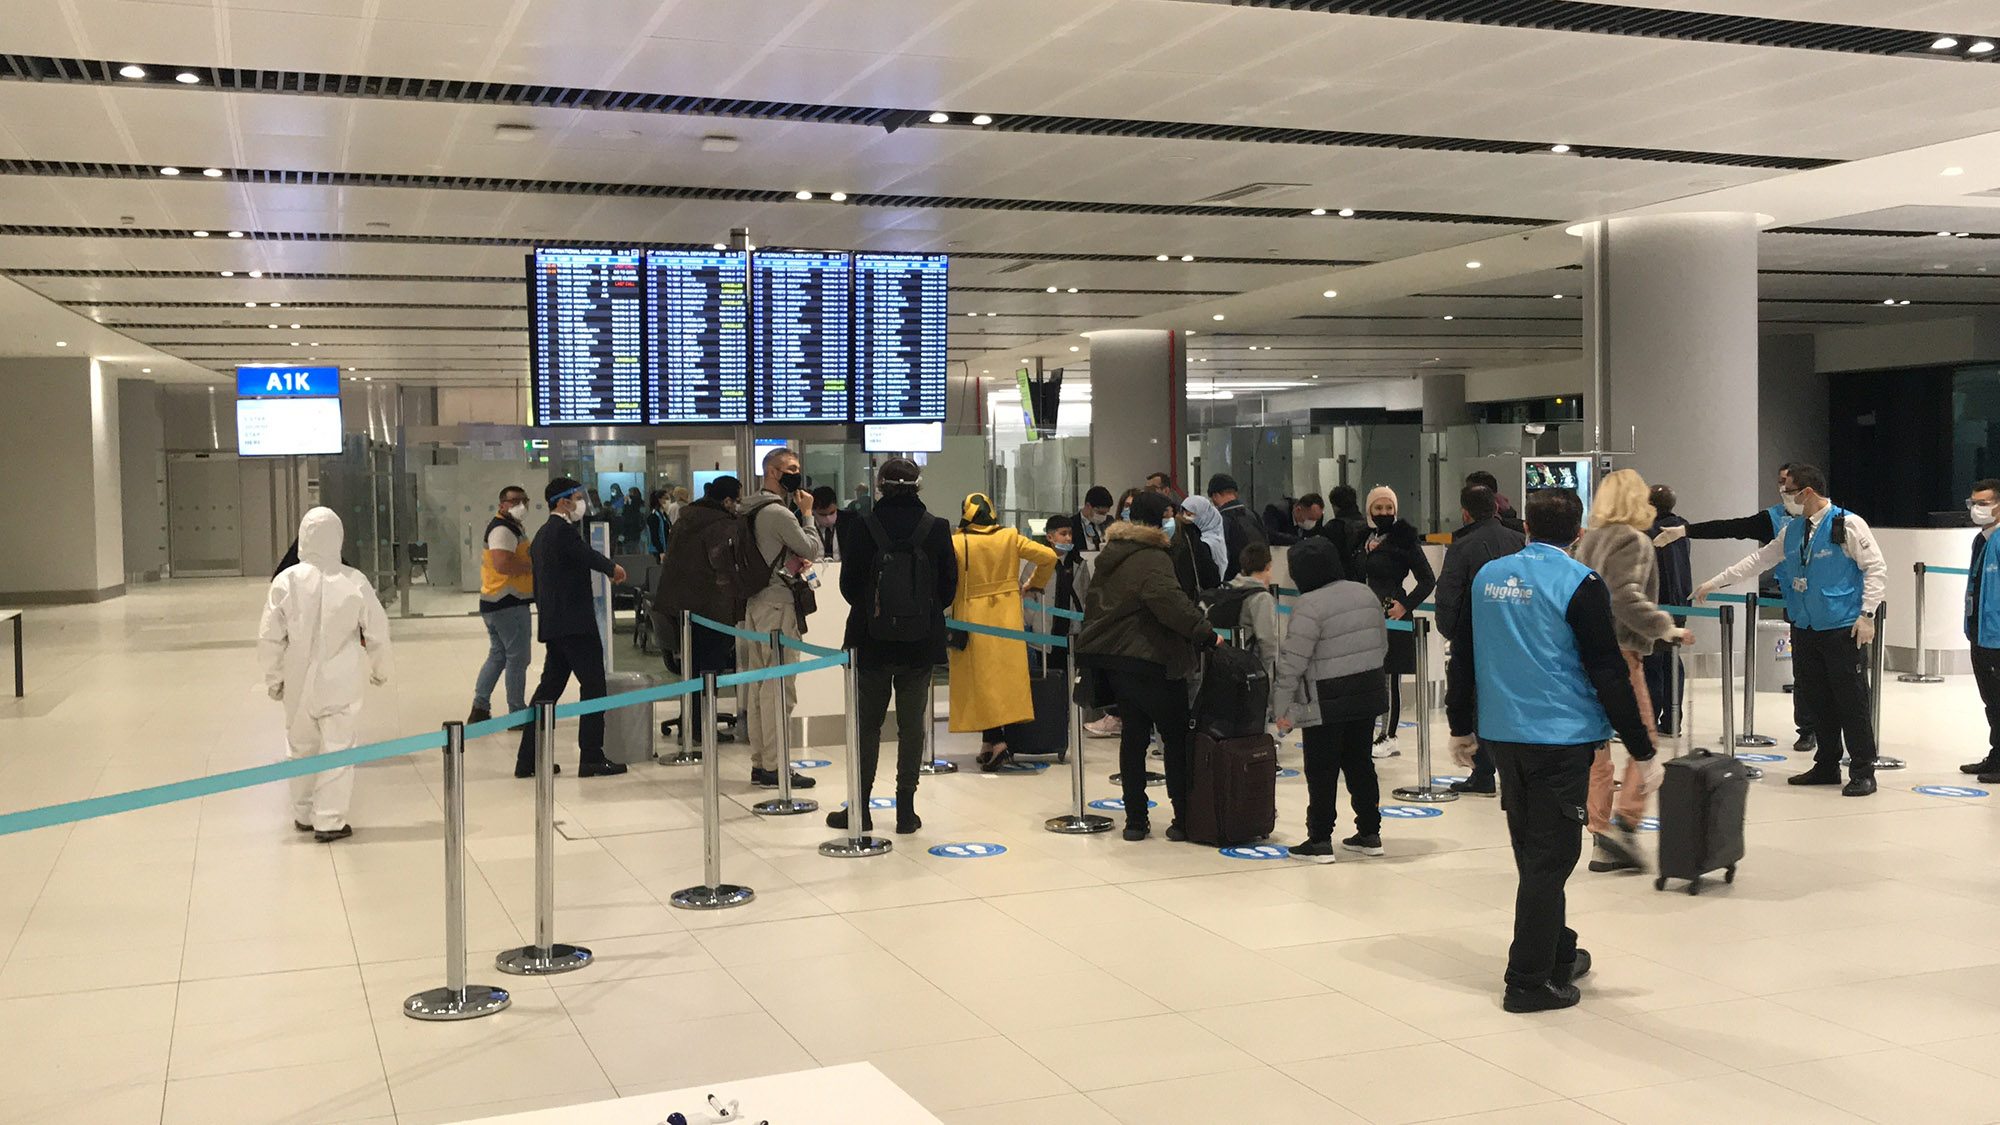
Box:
[1274,579,1389,728]
[1574,522,1678,654]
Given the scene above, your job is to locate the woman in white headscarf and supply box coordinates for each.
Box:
[1179,495,1230,579]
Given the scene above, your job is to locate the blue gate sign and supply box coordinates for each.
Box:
[1736,753,1784,763]
[1277,768,1300,779]
[995,760,1050,773]
[839,797,898,809]
[1088,798,1156,811]
[1220,844,1291,860]
[929,843,1007,858]
[1914,785,1989,798]
[1637,816,1659,832]
[1377,805,1443,819]
[791,758,832,769]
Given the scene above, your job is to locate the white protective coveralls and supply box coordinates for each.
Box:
[258,508,393,831]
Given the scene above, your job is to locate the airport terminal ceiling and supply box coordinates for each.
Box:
[2,0,2000,392]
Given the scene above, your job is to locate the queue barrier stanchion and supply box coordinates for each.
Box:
[1900,563,1946,684]
[668,611,698,764]
[1870,603,1905,770]
[497,703,592,976]
[1737,592,1775,749]
[1392,617,1456,803]
[671,673,756,909]
[1047,658,1114,835]
[821,650,894,857]
[1716,605,1762,779]
[405,721,512,1020]
[918,669,956,775]
[752,629,818,817]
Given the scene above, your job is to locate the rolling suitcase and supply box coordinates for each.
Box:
[998,661,1070,761]
[1184,732,1278,846]
[603,670,666,764]
[1653,649,1746,894]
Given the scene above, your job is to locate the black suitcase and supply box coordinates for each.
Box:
[1193,645,1270,739]
[1184,732,1278,846]
[998,667,1070,761]
[1654,749,1747,895]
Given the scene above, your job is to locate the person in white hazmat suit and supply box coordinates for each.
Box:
[259,507,393,842]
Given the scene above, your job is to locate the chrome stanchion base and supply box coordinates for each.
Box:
[1876,756,1907,770]
[403,984,511,1021]
[1736,734,1776,748]
[1109,771,1166,787]
[1391,784,1459,803]
[1046,812,1115,835]
[494,943,593,976]
[1898,673,1944,684]
[658,750,702,767]
[1742,765,1764,780]
[818,834,893,858]
[750,795,820,816]
[918,758,958,775]
[669,884,756,910]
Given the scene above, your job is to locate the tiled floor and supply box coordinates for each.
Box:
[4,579,2000,1123]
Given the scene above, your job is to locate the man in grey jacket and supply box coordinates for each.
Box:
[739,447,825,790]
[1436,485,1526,795]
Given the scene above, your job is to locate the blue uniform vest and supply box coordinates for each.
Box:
[1765,502,1791,542]
[1778,505,1863,631]
[1470,542,1614,746]
[1969,533,2000,647]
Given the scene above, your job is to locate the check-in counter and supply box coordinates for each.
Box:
[1874,528,1972,674]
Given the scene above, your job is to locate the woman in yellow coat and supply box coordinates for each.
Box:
[948,494,1058,769]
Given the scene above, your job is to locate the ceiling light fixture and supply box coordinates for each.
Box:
[985,312,997,317]
[1552,293,1564,299]
[1181,255,1194,261]
[1882,298,1897,305]
[1156,254,1170,261]
[829,191,847,201]
[1934,36,1961,50]
[290,341,299,346]
[159,166,181,176]
[928,111,951,124]
[268,323,277,328]
[1900,299,1912,305]
[971,114,993,126]
[1944,166,1966,176]
[1550,144,1572,153]
[118,64,146,78]
[1066,287,1078,293]
[202,167,222,177]
[795,190,813,200]
[1443,315,1454,321]
[1937,230,1956,237]
[244,301,256,307]
[227,230,243,238]
[1046,286,1057,293]
[1972,41,1997,54]
[290,323,301,329]
[219,270,233,276]
[175,71,199,84]
[1310,208,1327,216]
[192,230,209,237]
[141,367,151,373]
[1466,261,1483,269]
[1212,314,1225,321]
[269,302,280,307]
[1069,346,1079,352]
[55,340,67,347]
[1337,208,1355,217]
[1322,290,1337,298]
[247,270,261,277]
[713,242,727,250]
[1956,231,1973,237]
[965,311,978,318]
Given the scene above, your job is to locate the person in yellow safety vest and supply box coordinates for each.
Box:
[468,484,535,725]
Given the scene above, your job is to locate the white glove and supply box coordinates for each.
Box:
[1674,628,1697,646]
[1690,581,1717,607]
[1651,524,1687,547]
[267,683,284,701]
[1448,733,1478,768]
[1852,614,1876,648]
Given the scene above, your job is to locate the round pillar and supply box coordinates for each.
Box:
[1087,329,1188,495]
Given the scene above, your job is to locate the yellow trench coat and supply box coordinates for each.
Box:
[947,526,1057,733]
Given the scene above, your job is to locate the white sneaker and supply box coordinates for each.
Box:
[1084,716,1122,739]
[1372,738,1400,759]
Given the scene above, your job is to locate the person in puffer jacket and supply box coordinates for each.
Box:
[1273,536,1390,862]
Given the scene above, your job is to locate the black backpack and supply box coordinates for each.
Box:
[862,511,939,643]
[1201,585,1261,635]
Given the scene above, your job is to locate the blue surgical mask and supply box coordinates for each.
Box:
[1162,519,1177,539]
[1120,507,1131,521]
[1054,542,1073,554]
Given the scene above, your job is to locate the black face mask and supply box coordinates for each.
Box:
[777,471,803,493]
[1372,513,1396,530]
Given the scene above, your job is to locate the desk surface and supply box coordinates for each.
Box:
[458,1063,943,1125]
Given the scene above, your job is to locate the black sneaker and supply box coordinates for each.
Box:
[1450,778,1497,797]
[467,706,492,724]
[293,820,314,833]
[1341,833,1384,857]
[515,761,561,779]
[1963,758,2000,775]
[1588,835,1641,873]
[1787,768,1842,786]
[825,808,873,832]
[578,761,628,778]
[1123,822,1150,841]
[1503,980,1581,1013]
[1793,734,1817,753]
[1290,839,1336,864]
[1842,776,1877,797]
[751,768,817,789]
[1552,949,1592,987]
[1164,822,1188,842]
[1980,770,2000,786]
[314,825,353,843]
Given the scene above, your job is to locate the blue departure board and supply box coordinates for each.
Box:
[645,249,749,424]
[752,250,851,424]
[528,248,645,425]
[852,252,948,423]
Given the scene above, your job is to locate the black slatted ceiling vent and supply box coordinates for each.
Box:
[63,300,525,309]
[1767,226,2000,240]
[110,323,524,331]
[0,54,1837,170]
[2,268,522,282]
[0,161,1549,225]
[1234,1,1986,58]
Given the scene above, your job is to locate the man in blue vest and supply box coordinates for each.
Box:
[1695,463,1887,796]
[1469,488,1655,1013]
[1960,480,2000,781]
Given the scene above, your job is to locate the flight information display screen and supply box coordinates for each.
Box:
[852,252,948,422]
[752,250,851,424]
[528,248,645,425]
[645,249,749,424]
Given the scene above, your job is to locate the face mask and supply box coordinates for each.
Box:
[1089,511,1108,525]
[1781,494,1805,517]
[1298,516,1319,530]
[562,502,585,524]
[1972,502,1998,527]
[1372,513,1395,530]
[815,513,836,528]
[1054,542,1073,554]
[1120,507,1132,521]
[506,503,526,521]
[1162,520,1177,539]
[778,471,804,493]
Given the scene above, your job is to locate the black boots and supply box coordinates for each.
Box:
[895,789,921,834]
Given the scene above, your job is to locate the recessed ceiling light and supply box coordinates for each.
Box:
[268,323,278,328]
[1310,208,1327,216]
[713,242,727,250]
[1069,346,1079,352]
[269,302,280,307]
[192,230,209,237]
[965,311,978,318]
[1337,208,1355,217]
[227,230,243,238]
[244,301,256,307]
[159,166,181,176]
[971,114,993,126]
[290,323,301,329]
[1466,261,1482,269]
[141,367,151,373]
[1552,293,1564,299]
[1156,255,1170,261]
[928,111,951,124]
[1550,144,1571,153]
[247,270,261,277]
[1212,314,1225,321]
[1956,231,1973,237]
[1185,330,1196,335]
[309,341,319,346]
[829,191,847,201]
[1181,255,1194,262]
[1322,290,1337,298]
[1944,166,1966,176]
[290,341,300,346]
[1443,315,1455,320]
[1882,298,1897,305]
[1937,231,1955,237]
[1066,287,1078,293]
[795,190,813,200]
[1900,299,1912,305]
[55,340,67,347]
[1972,41,1996,54]
[985,312,997,317]
[202,167,222,177]
[1046,286,1057,293]
[1934,36,1961,50]
[174,71,199,84]
[118,64,146,78]
[219,270,233,276]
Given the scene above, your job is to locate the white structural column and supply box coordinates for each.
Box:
[1590,213,1761,578]
[1087,329,1188,494]
[0,357,125,602]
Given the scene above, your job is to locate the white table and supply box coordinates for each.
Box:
[0,609,18,697]
[458,1063,944,1125]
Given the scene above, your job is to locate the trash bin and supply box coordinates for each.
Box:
[1755,620,1793,689]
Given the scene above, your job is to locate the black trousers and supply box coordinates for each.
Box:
[1792,626,1876,778]
[1108,669,1189,824]
[1488,741,1593,991]
[1975,647,2000,761]
[1302,719,1381,839]
[1444,651,1495,785]
[856,663,932,800]
[1641,649,1682,735]
[519,633,608,771]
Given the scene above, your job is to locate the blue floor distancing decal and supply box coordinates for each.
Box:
[1914,785,1989,798]
[1221,844,1290,860]
[839,797,897,809]
[791,758,832,769]
[1088,798,1156,811]
[1378,805,1443,819]
[995,760,1050,773]
[1431,776,1467,785]
[929,843,1007,858]
[1736,753,1784,763]
[1277,768,1300,779]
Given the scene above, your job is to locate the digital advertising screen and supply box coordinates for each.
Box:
[528,248,645,425]
[852,252,947,423]
[751,250,851,424]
